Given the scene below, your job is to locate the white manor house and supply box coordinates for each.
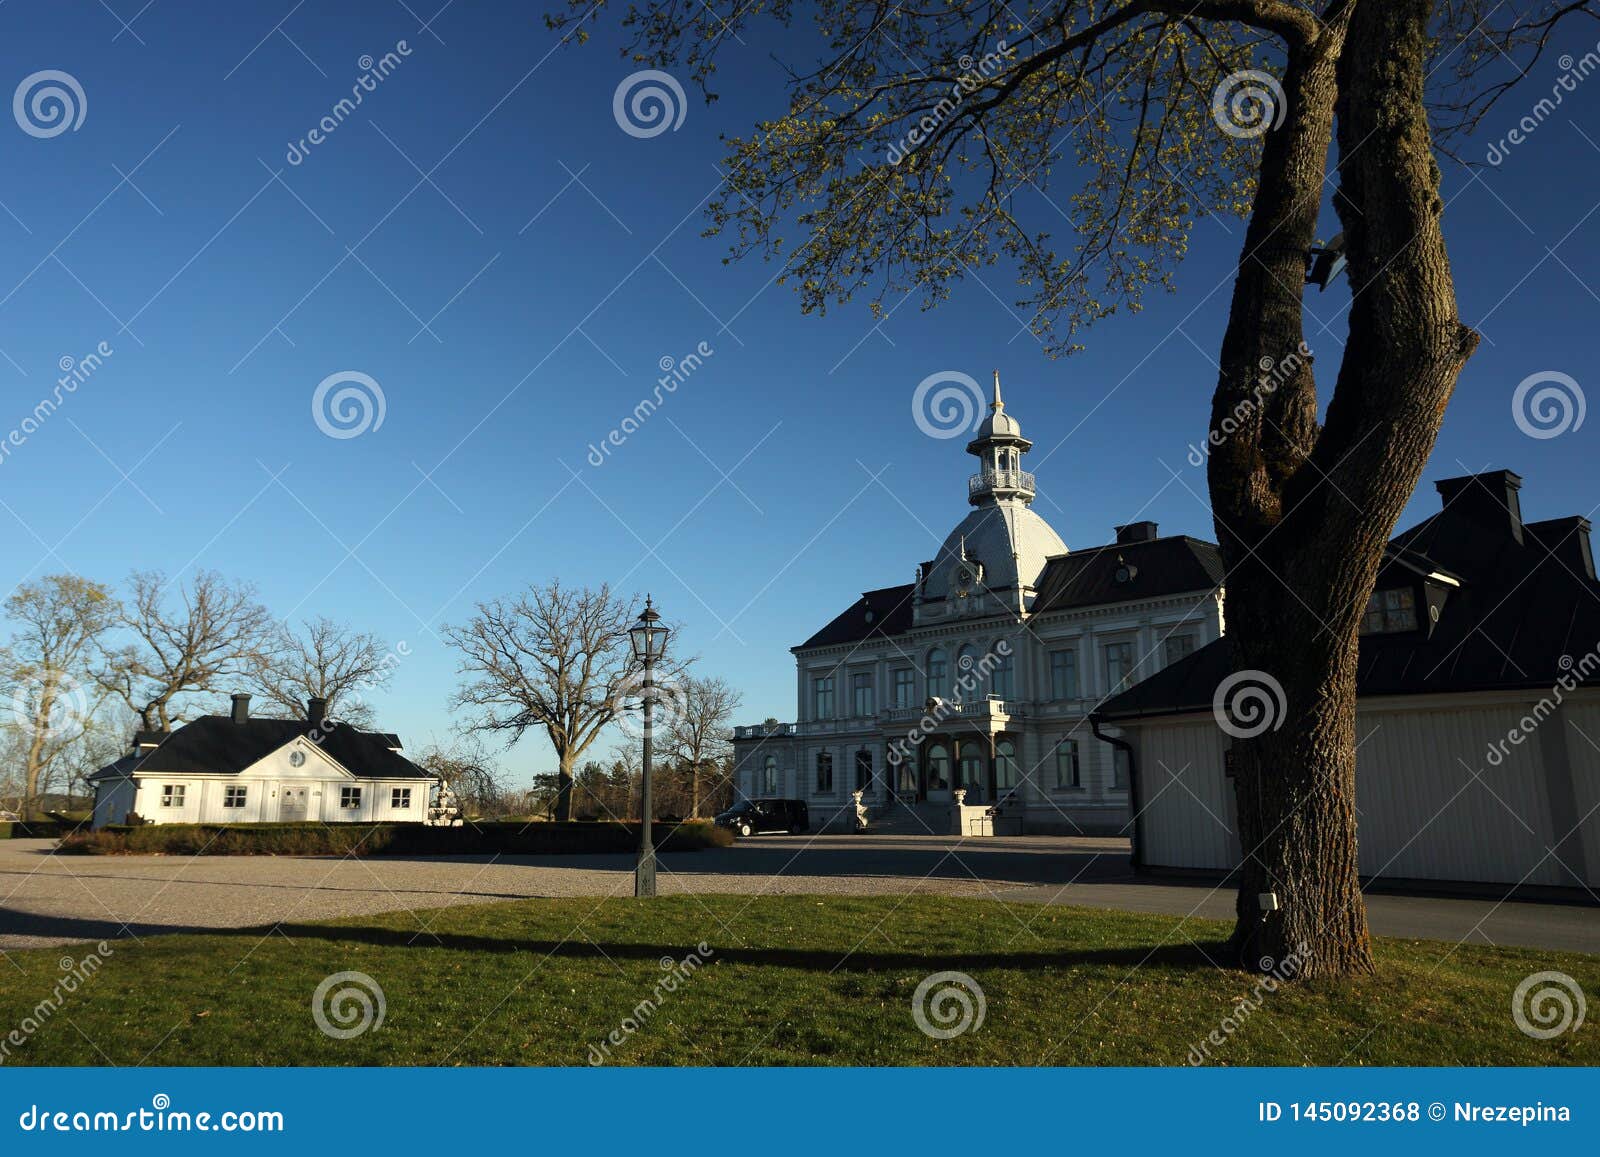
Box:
[732,376,1226,834]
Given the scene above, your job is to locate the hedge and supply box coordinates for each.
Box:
[54,820,733,857]
[0,820,73,840]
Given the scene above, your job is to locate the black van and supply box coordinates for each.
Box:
[714,798,810,837]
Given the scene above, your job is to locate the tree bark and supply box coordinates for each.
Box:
[1213,0,1479,977]
[555,753,575,822]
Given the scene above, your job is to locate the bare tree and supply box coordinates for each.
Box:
[444,581,676,821]
[561,0,1588,976]
[664,675,741,818]
[97,570,274,732]
[1,575,118,817]
[413,735,510,818]
[250,617,397,726]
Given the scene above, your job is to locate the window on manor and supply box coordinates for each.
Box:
[1055,740,1081,790]
[1104,641,1135,693]
[762,755,779,795]
[160,784,185,808]
[813,676,835,718]
[1049,648,1078,699]
[816,752,834,794]
[996,740,1019,790]
[340,786,362,809]
[222,785,248,809]
[855,749,872,791]
[1164,634,1197,666]
[927,649,948,699]
[391,787,412,809]
[991,649,1015,700]
[851,672,874,717]
[1361,588,1418,635]
[892,668,916,709]
[1112,749,1131,791]
[926,744,950,792]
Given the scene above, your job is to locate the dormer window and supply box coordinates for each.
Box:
[1361,587,1418,635]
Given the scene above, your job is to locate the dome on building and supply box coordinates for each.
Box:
[920,502,1068,603]
[918,372,1067,611]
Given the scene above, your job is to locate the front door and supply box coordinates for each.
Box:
[279,784,309,822]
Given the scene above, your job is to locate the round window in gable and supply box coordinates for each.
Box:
[288,749,306,768]
[864,609,876,624]
[1113,555,1139,584]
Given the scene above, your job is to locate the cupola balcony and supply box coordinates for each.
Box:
[968,468,1036,501]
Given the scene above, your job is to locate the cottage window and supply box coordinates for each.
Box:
[1360,588,1418,635]
[391,787,412,809]
[160,784,185,808]
[222,785,248,809]
[340,786,362,810]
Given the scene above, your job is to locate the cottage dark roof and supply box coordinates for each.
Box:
[1031,536,1224,614]
[91,716,433,780]
[797,583,917,649]
[1098,470,1600,719]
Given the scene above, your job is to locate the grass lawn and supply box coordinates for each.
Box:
[1,895,1594,1066]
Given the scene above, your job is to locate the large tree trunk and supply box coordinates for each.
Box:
[1208,0,1477,977]
[554,753,575,822]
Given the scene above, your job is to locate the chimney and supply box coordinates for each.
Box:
[307,696,328,726]
[1115,521,1159,544]
[1530,516,1595,581]
[1435,470,1524,544]
[230,693,251,724]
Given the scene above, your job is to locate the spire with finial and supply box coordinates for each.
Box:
[992,370,1004,412]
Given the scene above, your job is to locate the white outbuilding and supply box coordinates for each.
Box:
[88,694,439,828]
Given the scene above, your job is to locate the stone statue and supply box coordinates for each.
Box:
[851,789,869,832]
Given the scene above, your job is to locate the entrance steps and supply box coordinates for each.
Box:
[866,799,953,835]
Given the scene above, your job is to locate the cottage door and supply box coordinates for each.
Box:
[279,785,309,822]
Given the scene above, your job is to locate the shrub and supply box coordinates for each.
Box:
[55,820,733,857]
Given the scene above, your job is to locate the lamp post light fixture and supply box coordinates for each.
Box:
[628,596,669,898]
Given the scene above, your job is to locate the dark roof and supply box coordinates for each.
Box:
[1032,536,1224,614]
[797,583,917,650]
[1100,472,1600,719]
[97,716,433,780]
[87,755,143,783]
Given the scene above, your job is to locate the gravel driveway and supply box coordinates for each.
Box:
[2,835,1594,954]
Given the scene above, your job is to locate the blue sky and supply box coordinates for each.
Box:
[1,2,1596,782]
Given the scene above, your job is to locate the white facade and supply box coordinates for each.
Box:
[1122,690,1600,888]
[733,377,1225,833]
[92,733,435,828]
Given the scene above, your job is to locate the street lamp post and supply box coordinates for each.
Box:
[629,597,669,898]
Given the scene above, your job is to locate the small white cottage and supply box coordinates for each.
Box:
[88,694,439,828]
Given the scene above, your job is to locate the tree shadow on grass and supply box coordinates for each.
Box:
[235,920,1235,974]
